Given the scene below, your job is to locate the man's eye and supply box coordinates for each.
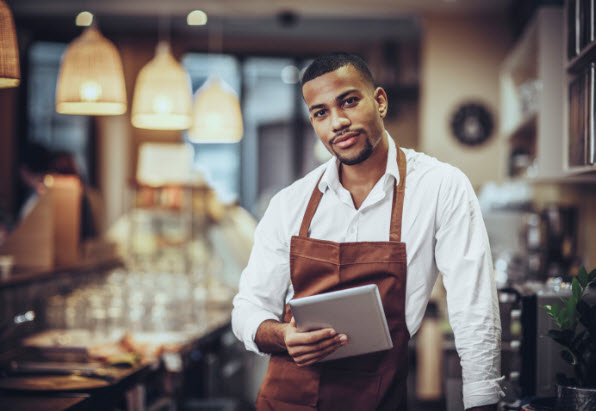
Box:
[344,97,358,106]
[314,110,326,118]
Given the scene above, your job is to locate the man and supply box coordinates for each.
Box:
[232,53,502,410]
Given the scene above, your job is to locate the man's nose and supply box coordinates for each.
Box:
[331,110,350,132]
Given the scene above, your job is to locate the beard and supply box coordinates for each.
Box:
[333,137,374,166]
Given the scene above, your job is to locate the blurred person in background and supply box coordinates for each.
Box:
[14,144,98,241]
[17,143,52,221]
[232,53,502,410]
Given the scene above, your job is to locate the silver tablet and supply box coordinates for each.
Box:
[289,284,393,362]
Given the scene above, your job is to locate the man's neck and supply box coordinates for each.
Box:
[339,134,389,209]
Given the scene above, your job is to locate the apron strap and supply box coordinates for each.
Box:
[299,173,325,237]
[389,147,407,242]
[298,143,407,241]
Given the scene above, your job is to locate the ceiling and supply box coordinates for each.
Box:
[5,0,515,46]
[7,0,514,19]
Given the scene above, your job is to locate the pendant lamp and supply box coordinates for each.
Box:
[55,25,127,115]
[0,0,20,88]
[131,41,192,130]
[188,77,243,143]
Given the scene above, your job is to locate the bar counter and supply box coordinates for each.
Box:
[0,298,235,410]
[0,257,241,410]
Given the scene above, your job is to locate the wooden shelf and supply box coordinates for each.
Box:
[564,164,596,178]
[506,170,596,184]
[567,40,596,74]
[499,7,565,182]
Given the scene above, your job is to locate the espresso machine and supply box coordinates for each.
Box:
[543,205,578,278]
[521,204,579,281]
[484,204,581,404]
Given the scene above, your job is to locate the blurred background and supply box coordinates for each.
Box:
[1,0,596,410]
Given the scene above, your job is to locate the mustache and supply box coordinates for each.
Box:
[330,129,361,144]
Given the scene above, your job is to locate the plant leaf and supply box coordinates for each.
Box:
[547,329,574,347]
[542,303,560,321]
[561,348,577,366]
[546,266,596,387]
[588,268,596,284]
[579,268,589,288]
[563,297,578,329]
[583,304,596,340]
[572,277,582,301]
[577,301,593,329]
[552,303,560,317]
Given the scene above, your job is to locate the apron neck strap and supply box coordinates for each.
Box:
[298,175,324,237]
[389,147,407,242]
[299,143,407,241]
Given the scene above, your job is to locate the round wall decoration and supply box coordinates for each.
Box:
[449,102,494,146]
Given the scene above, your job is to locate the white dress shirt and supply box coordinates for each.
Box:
[232,133,503,409]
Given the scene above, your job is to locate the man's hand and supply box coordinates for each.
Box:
[255,318,348,366]
[284,317,348,366]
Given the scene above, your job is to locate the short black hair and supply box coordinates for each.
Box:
[301,53,375,88]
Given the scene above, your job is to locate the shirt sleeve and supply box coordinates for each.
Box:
[434,167,504,410]
[231,193,292,355]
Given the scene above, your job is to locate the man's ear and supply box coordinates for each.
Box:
[374,87,388,119]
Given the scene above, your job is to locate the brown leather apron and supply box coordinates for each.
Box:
[256,147,410,411]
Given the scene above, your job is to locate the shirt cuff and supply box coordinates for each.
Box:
[462,376,505,410]
[243,310,281,355]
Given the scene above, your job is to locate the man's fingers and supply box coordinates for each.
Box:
[286,327,337,347]
[293,339,346,366]
[289,333,344,356]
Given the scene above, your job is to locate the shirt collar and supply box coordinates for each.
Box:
[318,131,401,193]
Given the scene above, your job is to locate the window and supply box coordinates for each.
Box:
[27,42,92,183]
[182,53,242,204]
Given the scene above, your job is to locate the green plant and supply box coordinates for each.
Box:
[542,267,596,388]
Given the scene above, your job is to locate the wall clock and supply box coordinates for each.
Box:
[450,102,494,146]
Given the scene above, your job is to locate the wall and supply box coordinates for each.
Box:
[386,101,419,150]
[419,13,513,188]
[96,115,130,231]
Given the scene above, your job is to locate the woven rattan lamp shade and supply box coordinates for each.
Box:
[131,42,192,130]
[0,0,20,88]
[188,77,243,143]
[56,25,127,115]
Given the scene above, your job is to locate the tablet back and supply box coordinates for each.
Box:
[289,284,393,362]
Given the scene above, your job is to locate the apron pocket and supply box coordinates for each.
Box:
[258,355,319,407]
[319,368,382,411]
[323,349,387,372]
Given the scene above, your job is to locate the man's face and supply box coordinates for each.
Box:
[302,65,387,166]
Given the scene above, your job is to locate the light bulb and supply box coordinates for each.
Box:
[79,81,102,102]
[153,96,173,114]
[75,11,94,27]
[187,10,208,26]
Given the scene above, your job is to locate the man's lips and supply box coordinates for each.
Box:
[332,131,360,149]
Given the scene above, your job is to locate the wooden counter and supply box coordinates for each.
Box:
[0,393,90,411]
[0,257,123,289]
[0,303,234,411]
